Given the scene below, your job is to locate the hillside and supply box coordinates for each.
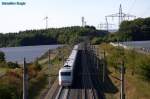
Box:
[0,26,107,47]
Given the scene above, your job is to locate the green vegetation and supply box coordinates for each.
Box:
[0,17,150,99]
[0,26,107,47]
[99,43,150,99]
[0,61,46,99]
[0,51,46,99]
[119,17,150,41]
[100,43,150,81]
[0,51,5,62]
[7,62,19,69]
[99,17,150,42]
[0,43,71,99]
[40,45,71,84]
[1,17,149,47]
[0,69,23,99]
[33,45,71,99]
[0,51,19,69]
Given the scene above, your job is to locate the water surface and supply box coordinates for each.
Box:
[0,45,62,64]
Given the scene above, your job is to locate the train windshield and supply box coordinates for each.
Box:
[61,72,71,76]
[64,65,70,67]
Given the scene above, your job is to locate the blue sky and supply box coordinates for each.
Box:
[0,0,150,33]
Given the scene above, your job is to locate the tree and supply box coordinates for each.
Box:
[0,51,5,62]
[118,17,150,41]
[0,26,107,47]
[7,62,19,68]
[139,58,150,81]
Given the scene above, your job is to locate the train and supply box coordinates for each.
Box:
[58,44,79,86]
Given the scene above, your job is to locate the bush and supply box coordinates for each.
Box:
[0,84,14,99]
[139,58,150,81]
[100,43,150,81]
[33,60,42,71]
[0,70,22,99]
[0,51,5,62]
[7,62,19,68]
[91,37,103,44]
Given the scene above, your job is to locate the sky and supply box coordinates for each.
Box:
[0,0,150,33]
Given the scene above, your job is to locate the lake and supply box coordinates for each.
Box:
[115,41,150,53]
[0,45,62,64]
[121,41,150,48]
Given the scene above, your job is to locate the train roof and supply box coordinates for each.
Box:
[63,44,78,67]
[68,50,78,59]
[60,44,79,72]
[73,45,79,50]
[64,58,75,67]
[59,67,73,72]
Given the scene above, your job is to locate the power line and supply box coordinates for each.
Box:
[141,6,150,17]
[105,4,136,30]
[127,0,137,13]
[98,23,114,30]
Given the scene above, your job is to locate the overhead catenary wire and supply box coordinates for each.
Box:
[105,4,136,31]
[127,0,137,13]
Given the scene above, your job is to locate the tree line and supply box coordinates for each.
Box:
[0,26,108,47]
[103,17,150,42]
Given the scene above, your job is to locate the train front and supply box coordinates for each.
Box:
[59,67,73,86]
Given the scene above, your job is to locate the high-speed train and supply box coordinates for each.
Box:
[59,44,79,86]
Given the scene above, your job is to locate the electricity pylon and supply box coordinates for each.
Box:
[44,16,48,29]
[105,4,136,31]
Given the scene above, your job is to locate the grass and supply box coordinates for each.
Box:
[107,67,150,99]
[126,73,150,99]
[0,68,7,74]
[34,45,71,99]
[0,45,72,99]
[0,67,8,77]
[98,43,150,99]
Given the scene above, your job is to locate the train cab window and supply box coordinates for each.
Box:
[64,65,70,67]
[61,72,71,76]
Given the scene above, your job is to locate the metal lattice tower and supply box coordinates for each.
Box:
[105,4,136,31]
[81,16,86,27]
[44,16,48,29]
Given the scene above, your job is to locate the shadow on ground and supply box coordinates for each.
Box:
[70,50,118,99]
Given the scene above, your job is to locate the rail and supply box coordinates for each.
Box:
[55,87,69,99]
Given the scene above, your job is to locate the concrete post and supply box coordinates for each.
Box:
[23,58,28,99]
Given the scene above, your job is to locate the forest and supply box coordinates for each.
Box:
[0,17,150,47]
[105,17,150,42]
[0,26,107,47]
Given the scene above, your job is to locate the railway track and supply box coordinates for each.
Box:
[45,43,101,99]
[55,87,69,99]
[81,47,98,99]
